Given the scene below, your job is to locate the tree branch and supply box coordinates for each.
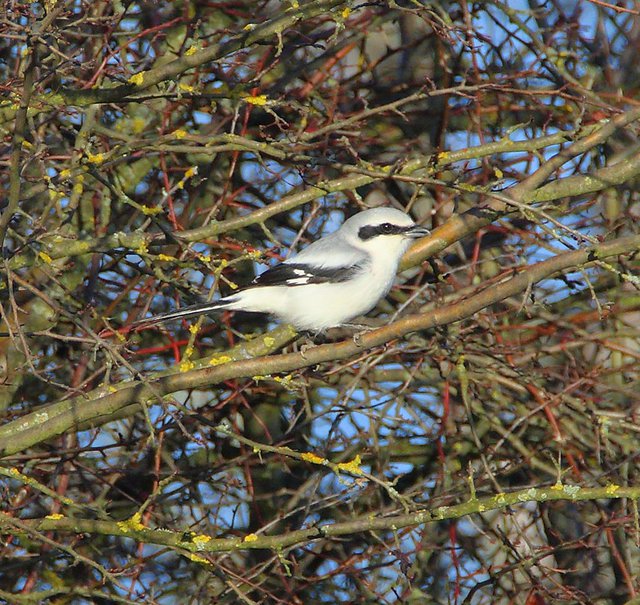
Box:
[56,0,346,106]
[2,233,638,456]
[4,483,638,555]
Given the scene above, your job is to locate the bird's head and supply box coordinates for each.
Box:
[341,207,430,256]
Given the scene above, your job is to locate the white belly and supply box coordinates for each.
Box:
[229,274,392,331]
[225,247,405,331]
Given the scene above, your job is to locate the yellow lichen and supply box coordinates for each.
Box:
[86,152,105,164]
[243,533,258,543]
[192,533,212,549]
[45,513,64,520]
[173,129,187,139]
[156,254,176,261]
[128,71,146,86]
[605,483,620,495]
[209,355,232,367]
[179,359,195,373]
[72,173,85,196]
[301,452,326,465]
[131,117,147,133]
[244,95,268,106]
[48,189,63,202]
[117,512,145,533]
[38,251,53,264]
[336,455,363,476]
[141,205,163,216]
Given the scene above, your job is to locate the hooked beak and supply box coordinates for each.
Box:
[405,224,430,239]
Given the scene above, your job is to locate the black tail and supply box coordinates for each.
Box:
[134,299,234,327]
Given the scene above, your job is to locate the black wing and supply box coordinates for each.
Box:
[251,262,367,287]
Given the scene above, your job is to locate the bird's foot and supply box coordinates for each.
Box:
[351,325,375,347]
[293,333,323,358]
[299,341,316,359]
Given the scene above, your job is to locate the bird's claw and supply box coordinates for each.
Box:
[352,326,374,347]
[298,341,316,359]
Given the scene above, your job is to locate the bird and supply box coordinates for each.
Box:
[136,207,429,333]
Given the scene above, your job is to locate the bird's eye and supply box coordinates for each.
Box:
[380,223,394,234]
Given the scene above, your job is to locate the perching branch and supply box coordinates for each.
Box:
[1,232,638,457]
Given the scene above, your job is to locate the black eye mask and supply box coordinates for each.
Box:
[358,223,408,240]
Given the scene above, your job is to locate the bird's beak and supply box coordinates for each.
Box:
[405,224,430,239]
